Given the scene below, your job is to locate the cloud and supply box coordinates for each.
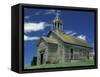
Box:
[70,32,77,36]
[65,30,77,36]
[65,30,73,34]
[24,10,61,20]
[45,10,61,15]
[65,31,77,36]
[24,11,41,19]
[77,35,86,40]
[24,35,40,41]
[65,30,86,41]
[24,22,51,32]
[45,10,56,15]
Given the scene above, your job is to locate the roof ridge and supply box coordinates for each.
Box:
[52,31,91,48]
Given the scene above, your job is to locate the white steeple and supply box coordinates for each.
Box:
[52,12,63,32]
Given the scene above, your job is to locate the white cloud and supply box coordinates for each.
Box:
[24,11,41,19]
[65,30,72,34]
[24,35,40,41]
[70,32,77,36]
[45,10,61,15]
[77,35,86,40]
[24,10,61,20]
[45,10,56,15]
[24,22,50,32]
[65,30,77,36]
[65,30,86,41]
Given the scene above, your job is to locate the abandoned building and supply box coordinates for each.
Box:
[37,14,93,65]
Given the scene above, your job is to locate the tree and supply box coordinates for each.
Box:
[31,56,37,66]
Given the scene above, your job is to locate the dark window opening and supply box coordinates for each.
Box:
[70,48,73,60]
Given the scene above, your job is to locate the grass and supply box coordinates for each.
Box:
[24,59,94,69]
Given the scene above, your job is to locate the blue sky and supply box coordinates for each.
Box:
[24,8,95,66]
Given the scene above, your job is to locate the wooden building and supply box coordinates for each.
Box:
[37,14,93,65]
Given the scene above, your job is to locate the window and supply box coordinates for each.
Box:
[70,48,73,60]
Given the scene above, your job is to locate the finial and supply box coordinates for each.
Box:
[53,10,62,24]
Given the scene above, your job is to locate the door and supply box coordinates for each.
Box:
[40,53,43,64]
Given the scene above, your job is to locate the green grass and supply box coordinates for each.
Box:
[24,60,94,69]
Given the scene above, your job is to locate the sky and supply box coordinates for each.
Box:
[24,7,95,66]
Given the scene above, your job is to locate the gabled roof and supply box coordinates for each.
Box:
[42,37,58,44]
[47,31,92,48]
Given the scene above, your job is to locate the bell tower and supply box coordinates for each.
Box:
[53,13,63,32]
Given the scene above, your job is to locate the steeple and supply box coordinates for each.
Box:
[53,12,63,32]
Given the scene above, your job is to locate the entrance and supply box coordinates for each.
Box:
[40,53,43,64]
